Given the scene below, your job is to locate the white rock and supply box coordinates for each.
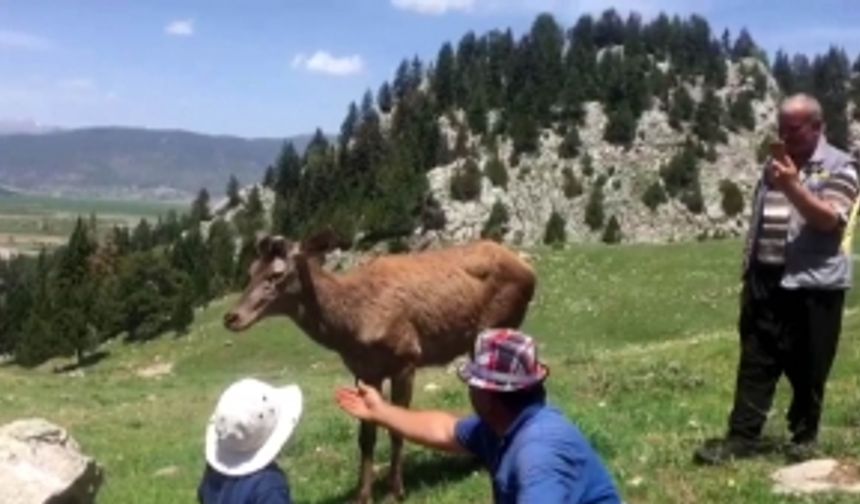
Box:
[772,458,860,495]
[0,418,103,504]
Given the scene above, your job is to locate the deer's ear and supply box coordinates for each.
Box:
[301,228,349,257]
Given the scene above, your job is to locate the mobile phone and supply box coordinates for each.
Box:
[769,141,787,161]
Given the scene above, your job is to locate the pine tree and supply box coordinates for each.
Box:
[481,200,510,242]
[812,47,851,150]
[131,218,153,252]
[434,42,456,110]
[660,141,704,213]
[581,152,595,178]
[642,181,668,211]
[529,13,564,110]
[171,278,195,335]
[585,184,605,231]
[235,185,265,239]
[111,226,131,256]
[559,127,582,159]
[0,257,33,355]
[207,219,235,296]
[728,91,756,131]
[54,218,98,364]
[15,251,61,366]
[340,101,360,151]
[604,101,637,147]
[693,87,726,144]
[227,175,241,208]
[466,92,488,135]
[732,28,758,61]
[450,158,482,202]
[668,86,695,131]
[602,215,622,244]
[544,211,567,246]
[118,252,185,341]
[262,165,276,189]
[719,180,744,216]
[792,54,814,93]
[274,142,301,198]
[772,50,795,94]
[190,188,211,223]
[170,228,211,305]
[377,82,394,114]
[393,59,411,101]
[562,167,583,198]
[484,154,508,189]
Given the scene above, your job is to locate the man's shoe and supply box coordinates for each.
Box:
[693,437,764,465]
[784,441,819,463]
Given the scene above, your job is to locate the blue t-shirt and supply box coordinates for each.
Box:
[455,402,620,504]
[198,463,292,504]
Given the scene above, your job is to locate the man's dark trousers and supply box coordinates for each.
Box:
[728,263,845,443]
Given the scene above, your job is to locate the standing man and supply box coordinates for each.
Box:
[335,329,621,503]
[695,94,860,465]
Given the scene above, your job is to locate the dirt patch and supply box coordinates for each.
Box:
[135,362,173,379]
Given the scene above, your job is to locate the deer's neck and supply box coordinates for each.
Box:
[288,257,360,354]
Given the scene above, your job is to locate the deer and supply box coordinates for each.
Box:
[223,231,536,503]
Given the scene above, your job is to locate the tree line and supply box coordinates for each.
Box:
[0,184,267,367]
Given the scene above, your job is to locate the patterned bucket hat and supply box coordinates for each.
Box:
[458,329,549,392]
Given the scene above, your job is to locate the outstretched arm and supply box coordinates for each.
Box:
[335,382,467,454]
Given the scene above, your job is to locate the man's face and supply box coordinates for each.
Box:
[468,386,496,421]
[778,109,821,160]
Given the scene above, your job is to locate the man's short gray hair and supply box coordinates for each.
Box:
[779,93,824,125]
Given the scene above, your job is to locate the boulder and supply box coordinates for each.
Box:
[771,458,860,495]
[0,418,103,504]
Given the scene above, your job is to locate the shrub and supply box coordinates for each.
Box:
[544,211,567,246]
[481,200,510,242]
[719,179,744,216]
[562,167,583,199]
[450,158,482,201]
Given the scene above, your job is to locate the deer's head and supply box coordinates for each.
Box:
[223,229,345,332]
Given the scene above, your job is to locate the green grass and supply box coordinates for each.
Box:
[0,193,184,217]
[2,238,860,503]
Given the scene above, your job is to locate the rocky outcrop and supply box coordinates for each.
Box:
[419,58,860,247]
[0,418,103,504]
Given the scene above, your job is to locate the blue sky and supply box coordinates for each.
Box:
[1,0,859,138]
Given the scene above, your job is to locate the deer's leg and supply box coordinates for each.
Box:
[388,368,415,500]
[357,378,382,504]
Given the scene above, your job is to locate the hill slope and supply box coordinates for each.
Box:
[0,127,312,199]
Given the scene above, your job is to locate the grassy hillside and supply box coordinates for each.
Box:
[2,239,859,503]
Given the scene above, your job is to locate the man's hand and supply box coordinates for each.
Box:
[334,381,467,454]
[768,156,800,191]
[336,381,387,421]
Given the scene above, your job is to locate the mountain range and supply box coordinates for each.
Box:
[0,126,313,200]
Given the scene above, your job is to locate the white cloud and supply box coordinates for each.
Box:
[391,0,475,15]
[165,19,194,37]
[292,51,364,76]
[0,29,52,51]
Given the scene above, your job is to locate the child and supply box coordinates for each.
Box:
[198,378,302,504]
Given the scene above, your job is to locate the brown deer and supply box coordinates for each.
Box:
[224,232,536,503]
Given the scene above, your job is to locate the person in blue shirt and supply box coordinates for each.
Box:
[198,378,303,504]
[336,329,621,504]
